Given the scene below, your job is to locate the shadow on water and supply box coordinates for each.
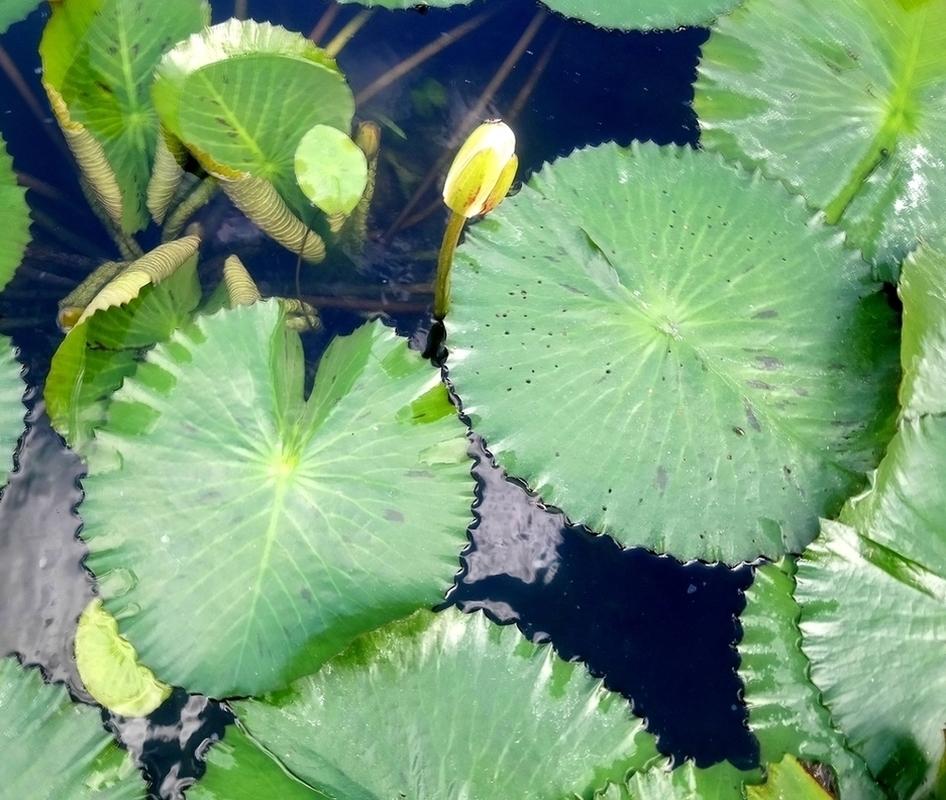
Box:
[0,0,762,795]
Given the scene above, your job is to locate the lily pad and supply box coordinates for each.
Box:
[0,0,41,35]
[0,657,145,799]
[738,561,883,799]
[226,608,661,799]
[294,124,367,217]
[695,0,946,279]
[795,246,946,797]
[152,19,354,227]
[0,133,30,293]
[80,302,471,698]
[446,142,899,563]
[40,0,210,232]
[337,0,740,30]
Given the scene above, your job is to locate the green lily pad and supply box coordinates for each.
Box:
[225,608,661,799]
[0,657,145,799]
[0,133,30,293]
[294,124,367,217]
[446,142,899,563]
[45,252,201,457]
[40,0,210,233]
[337,0,739,29]
[152,19,354,226]
[81,302,471,698]
[795,245,946,796]
[695,0,946,279]
[0,0,41,35]
[738,561,884,799]
[746,755,836,800]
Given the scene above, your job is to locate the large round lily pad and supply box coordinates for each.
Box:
[0,657,145,799]
[225,608,661,799]
[152,19,354,225]
[695,0,946,279]
[81,302,472,698]
[446,142,899,563]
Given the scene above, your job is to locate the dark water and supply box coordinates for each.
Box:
[0,1,756,796]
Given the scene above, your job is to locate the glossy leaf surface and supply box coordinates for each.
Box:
[446,142,899,562]
[738,561,882,799]
[40,0,209,232]
[81,303,471,698]
[228,608,661,799]
[152,19,354,224]
[695,0,946,278]
[796,246,946,797]
[600,760,758,798]
[294,124,367,216]
[0,657,145,799]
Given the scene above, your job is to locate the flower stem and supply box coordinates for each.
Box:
[434,210,466,321]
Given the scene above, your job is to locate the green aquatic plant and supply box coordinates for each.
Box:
[1,0,946,797]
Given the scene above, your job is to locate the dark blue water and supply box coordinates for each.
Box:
[0,2,756,797]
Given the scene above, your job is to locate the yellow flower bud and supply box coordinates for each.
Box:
[443,120,517,218]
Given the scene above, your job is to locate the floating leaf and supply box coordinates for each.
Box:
[796,246,946,796]
[695,0,946,279]
[224,608,661,799]
[75,598,172,718]
[446,142,899,563]
[294,124,367,217]
[152,19,354,228]
[46,253,201,455]
[0,656,146,799]
[40,0,210,232]
[0,132,30,293]
[337,0,739,30]
[0,0,40,35]
[738,561,883,799]
[81,303,471,698]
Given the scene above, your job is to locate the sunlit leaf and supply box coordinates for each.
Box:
[738,561,884,799]
[695,0,946,279]
[0,335,24,479]
[40,0,210,232]
[446,142,899,563]
[223,608,661,799]
[596,760,759,799]
[294,124,367,217]
[745,755,835,800]
[0,657,145,799]
[80,303,471,698]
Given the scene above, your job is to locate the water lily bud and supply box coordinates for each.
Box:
[443,120,517,218]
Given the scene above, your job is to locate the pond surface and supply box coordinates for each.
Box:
[0,1,757,796]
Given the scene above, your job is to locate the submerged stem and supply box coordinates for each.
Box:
[434,210,466,321]
[324,9,374,58]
